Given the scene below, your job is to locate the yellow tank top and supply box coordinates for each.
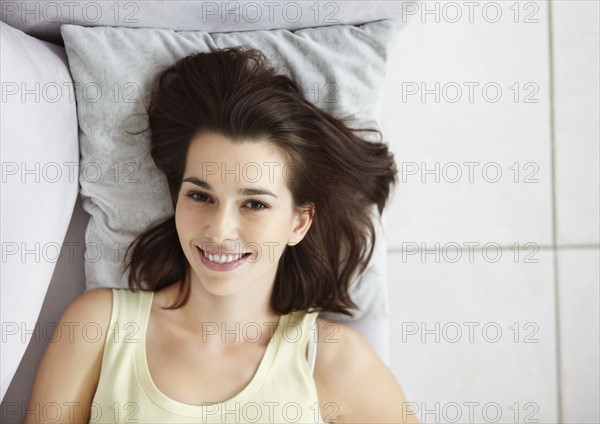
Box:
[91,288,325,423]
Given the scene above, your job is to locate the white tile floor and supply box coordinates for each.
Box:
[379,3,553,249]
[558,248,600,423]
[381,1,599,423]
[553,1,600,246]
[388,249,558,423]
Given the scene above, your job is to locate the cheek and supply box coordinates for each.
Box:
[254,216,294,245]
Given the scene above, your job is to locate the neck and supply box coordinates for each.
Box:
[158,271,281,346]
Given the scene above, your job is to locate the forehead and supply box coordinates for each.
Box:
[184,132,289,186]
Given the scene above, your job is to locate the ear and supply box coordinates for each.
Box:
[287,203,315,246]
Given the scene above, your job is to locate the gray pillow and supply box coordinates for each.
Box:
[60,20,395,322]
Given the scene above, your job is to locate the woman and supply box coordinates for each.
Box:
[27,47,419,423]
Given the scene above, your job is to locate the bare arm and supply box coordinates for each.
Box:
[25,289,113,424]
[314,318,421,424]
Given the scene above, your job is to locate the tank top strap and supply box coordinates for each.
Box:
[278,309,320,375]
[111,288,154,323]
[107,288,154,348]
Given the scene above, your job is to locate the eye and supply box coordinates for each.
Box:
[185,191,212,203]
[245,200,269,211]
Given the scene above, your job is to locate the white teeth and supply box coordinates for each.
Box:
[201,249,243,264]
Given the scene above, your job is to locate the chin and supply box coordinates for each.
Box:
[202,281,244,296]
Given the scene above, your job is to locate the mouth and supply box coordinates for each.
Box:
[196,247,252,265]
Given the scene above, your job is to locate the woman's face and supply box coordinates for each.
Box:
[175,132,312,297]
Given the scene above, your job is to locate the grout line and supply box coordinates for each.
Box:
[547,1,563,423]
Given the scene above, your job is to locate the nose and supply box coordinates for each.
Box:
[203,203,239,243]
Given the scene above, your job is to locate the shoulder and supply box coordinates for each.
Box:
[36,288,113,379]
[312,317,374,374]
[67,287,113,312]
[313,317,420,423]
[54,288,115,349]
[61,288,114,328]
[26,289,115,422]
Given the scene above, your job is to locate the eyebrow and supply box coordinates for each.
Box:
[182,177,278,198]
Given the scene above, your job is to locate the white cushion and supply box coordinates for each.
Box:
[0,21,79,401]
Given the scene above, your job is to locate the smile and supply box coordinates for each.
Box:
[196,246,251,273]
[202,250,250,264]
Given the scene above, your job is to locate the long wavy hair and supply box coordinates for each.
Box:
[124,47,397,317]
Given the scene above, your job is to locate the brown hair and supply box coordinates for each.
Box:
[124,47,397,317]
